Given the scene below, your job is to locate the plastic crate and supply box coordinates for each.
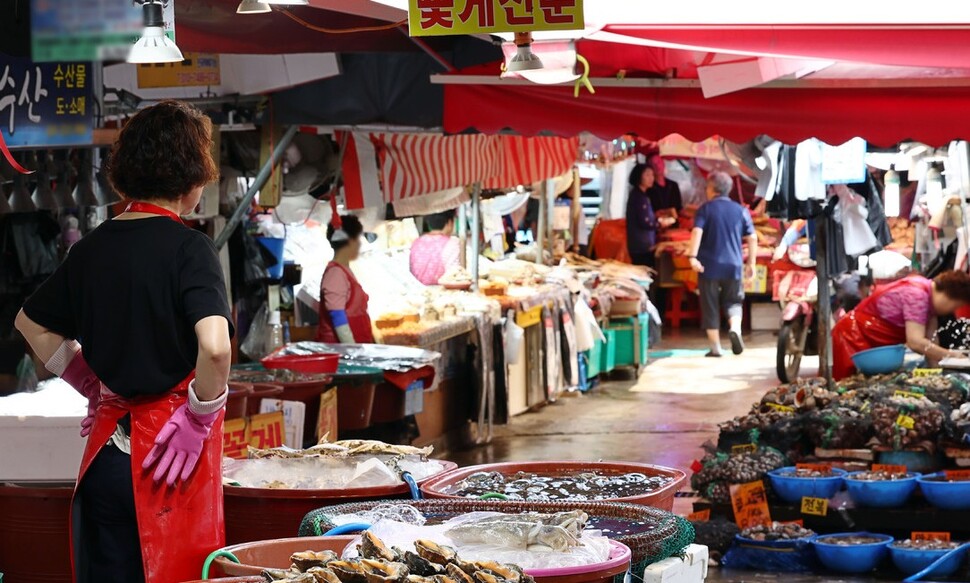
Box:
[587,339,603,379]
[608,313,650,367]
[600,329,617,373]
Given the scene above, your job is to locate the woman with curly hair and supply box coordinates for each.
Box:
[832,270,970,379]
[16,100,232,583]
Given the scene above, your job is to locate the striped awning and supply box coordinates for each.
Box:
[341,132,578,210]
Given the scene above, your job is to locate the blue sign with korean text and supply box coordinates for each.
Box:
[0,58,93,148]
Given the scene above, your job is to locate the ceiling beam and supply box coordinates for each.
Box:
[307,0,406,22]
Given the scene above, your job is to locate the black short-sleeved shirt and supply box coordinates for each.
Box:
[23,217,234,398]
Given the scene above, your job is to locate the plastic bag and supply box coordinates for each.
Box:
[344,515,612,570]
[240,302,270,360]
[505,318,525,365]
[720,537,817,572]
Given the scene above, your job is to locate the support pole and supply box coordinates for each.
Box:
[470,182,482,291]
[536,187,546,265]
[545,178,556,260]
[458,202,468,268]
[214,125,299,249]
[815,217,833,384]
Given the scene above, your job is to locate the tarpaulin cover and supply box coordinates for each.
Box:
[444,83,970,146]
[604,25,970,70]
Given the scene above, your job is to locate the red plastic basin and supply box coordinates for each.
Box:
[420,461,687,511]
[213,535,356,577]
[0,483,74,583]
[223,461,458,544]
[213,536,630,583]
[227,382,253,420]
[262,353,340,374]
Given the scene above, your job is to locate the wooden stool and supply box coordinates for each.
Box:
[664,285,701,328]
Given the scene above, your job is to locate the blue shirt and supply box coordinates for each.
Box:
[694,196,755,280]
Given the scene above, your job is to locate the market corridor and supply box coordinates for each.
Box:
[446,331,796,470]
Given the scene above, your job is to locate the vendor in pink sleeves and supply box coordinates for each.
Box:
[410,210,461,286]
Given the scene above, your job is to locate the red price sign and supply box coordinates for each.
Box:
[730,481,772,530]
[912,532,951,542]
[944,470,970,481]
[687,509,711,522]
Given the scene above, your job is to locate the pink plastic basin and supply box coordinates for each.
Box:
[528,540,631,583]
[420,461,687,511]
[214,536,630,583]
[223,461,458,544]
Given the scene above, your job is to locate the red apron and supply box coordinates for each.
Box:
[73,377,225,583]
[316,261,375,343]
[832,277,930,380]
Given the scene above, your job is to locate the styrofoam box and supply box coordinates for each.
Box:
[0,415,85,482]
[643,544,709,583]
[750,302,781,331]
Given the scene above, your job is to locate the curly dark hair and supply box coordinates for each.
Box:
[107,100,218,201]
[934,270,970,303]
[628,163,654,188]
[327,214,364,251]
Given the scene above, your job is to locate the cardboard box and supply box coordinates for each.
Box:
[743,264,769,294]
[316,388,338,443]
[259,399,306,448]
[223,411,286,459]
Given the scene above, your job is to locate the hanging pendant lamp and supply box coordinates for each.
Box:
[53,151,76,209]
[73,151,104,207]
[32,151,59,210]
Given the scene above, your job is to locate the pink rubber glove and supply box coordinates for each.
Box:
[142,382,225,486]
[47,341,102,437]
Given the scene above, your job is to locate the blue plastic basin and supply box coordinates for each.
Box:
[917,473,970,510]
[890,544,964,576]
[844,472,921,507]
[812,533,893,573]
[767,466,847,504]
[851,344,906,375]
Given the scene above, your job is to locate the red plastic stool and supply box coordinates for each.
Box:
[664,285,701,328]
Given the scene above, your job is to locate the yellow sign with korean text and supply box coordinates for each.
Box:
[800,496,829,517]
[137,53,220,88]
[408,0,584,37]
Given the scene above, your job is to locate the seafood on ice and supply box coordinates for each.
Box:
[445,511,589,552]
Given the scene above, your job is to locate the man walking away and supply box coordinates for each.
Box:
[687,172,758,356]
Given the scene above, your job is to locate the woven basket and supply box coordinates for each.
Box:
[298,498,694,568]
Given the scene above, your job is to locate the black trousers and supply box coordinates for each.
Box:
[76,444,145,583]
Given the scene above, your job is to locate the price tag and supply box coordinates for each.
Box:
[913,368,943,377]
[894,390,925,399]
[944,469,970,481]
[687,509,711,522]
[872,464,907,474]
[731,443,757,455]
[796,463,833,474]
[800,496,829,516]
[730,481,773,529]
[896,414,916,429]
[764,402,795,413]
[912,532,951,542]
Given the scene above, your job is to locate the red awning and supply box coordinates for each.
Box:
[603,25,970,70]
[443,83,970,146]
[341,132,578,208]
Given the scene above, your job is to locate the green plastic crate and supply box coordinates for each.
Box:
[586,339,603,379]
[608,313,650,367]
[600,329,617,373]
